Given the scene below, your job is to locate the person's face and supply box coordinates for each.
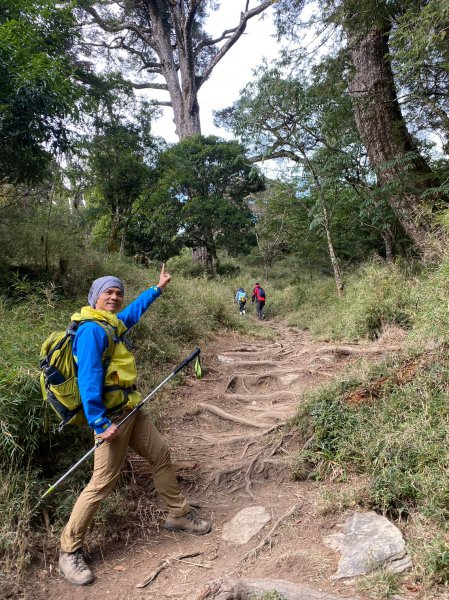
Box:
[95,287,124,313]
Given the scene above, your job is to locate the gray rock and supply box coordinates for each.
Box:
[217,354,235,363]
[234,579,361,600]
[221,506,271,545]
[325,511,412,579]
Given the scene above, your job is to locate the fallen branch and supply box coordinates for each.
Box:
[243,502,302,561]
[198,403,270,429]
[136,551,202,588]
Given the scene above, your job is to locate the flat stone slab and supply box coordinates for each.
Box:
[221,506,271,545]
[234,579,361,600]
[325,511,412,579]
[217,354,235,363]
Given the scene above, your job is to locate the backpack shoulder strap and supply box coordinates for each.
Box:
[75,319,117,362]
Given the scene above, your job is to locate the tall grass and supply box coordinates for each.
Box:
[271,260,419,340]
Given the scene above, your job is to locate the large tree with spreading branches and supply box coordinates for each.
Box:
[76,0,274,139]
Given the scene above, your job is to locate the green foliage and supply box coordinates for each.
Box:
[391,0,449,150]
[85,121,156,253]
[217,60,400,276]
[412,254,449,345]
[154,135,264,268]
[0,0,80,183]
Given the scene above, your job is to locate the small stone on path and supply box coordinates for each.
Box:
[325,511,412,579]
[221,506,271,545]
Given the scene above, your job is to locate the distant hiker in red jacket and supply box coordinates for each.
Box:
[252,282,266,320]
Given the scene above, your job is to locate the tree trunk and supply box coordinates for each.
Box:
[347,24,442,261]
[145,1,201,139]
[321,199,344,296]
[81,1,272,138]
[192,245,216,274]
[382,228,394,262]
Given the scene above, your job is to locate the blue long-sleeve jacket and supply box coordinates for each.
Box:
[73,286,161,433]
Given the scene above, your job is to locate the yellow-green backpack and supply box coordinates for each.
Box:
[39,320,115,430]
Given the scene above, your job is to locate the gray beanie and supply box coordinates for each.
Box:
[88,276,125,308]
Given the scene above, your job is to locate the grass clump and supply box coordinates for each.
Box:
[358,570,401,599]
[412,254,449,345]
[293,350,449,519]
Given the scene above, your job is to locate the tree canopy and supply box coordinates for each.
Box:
[0,0,81,183]
[154,135,264,271]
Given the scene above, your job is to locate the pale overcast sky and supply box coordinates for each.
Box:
[150,5,281,142]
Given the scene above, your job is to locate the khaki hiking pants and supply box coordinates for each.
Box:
[60,410,189,553]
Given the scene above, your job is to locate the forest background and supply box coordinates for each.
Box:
[2,0,449,597]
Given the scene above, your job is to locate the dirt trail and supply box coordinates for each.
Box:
[39,318,403,600]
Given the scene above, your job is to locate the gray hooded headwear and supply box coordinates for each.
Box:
[88,276,125,308]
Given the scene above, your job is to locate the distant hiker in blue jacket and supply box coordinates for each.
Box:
[252,282,266,320]
[235,287,248,315]
[58,264,211,587]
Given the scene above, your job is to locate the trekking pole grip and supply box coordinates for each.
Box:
[174,347,200,374]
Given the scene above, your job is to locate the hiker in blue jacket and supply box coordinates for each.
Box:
[58,264,211,587]
[235,287,248,315]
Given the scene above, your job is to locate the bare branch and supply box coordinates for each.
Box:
[79,3,152,45]
[197,0,274,87]
[195,27,239,52]
[249,150,301,163]
[130,82,169,90]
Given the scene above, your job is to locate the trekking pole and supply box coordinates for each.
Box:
[41,347,201,499]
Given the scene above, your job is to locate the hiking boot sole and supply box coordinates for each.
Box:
[164,523,212,536]
[58,568,94,586]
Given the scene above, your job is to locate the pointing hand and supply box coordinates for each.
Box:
[158,263,172,290]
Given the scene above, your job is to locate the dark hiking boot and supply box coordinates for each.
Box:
[165,510,211,535]
[59,549,94,586]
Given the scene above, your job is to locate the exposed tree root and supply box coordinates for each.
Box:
[226,421,288,444]
[220,360,279,369]
[186,578,231,600]
[314,344,402,356]
[229,343,283,352]
[243,502,302,561]
[198,403,271,428]
[136,551,203,588]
